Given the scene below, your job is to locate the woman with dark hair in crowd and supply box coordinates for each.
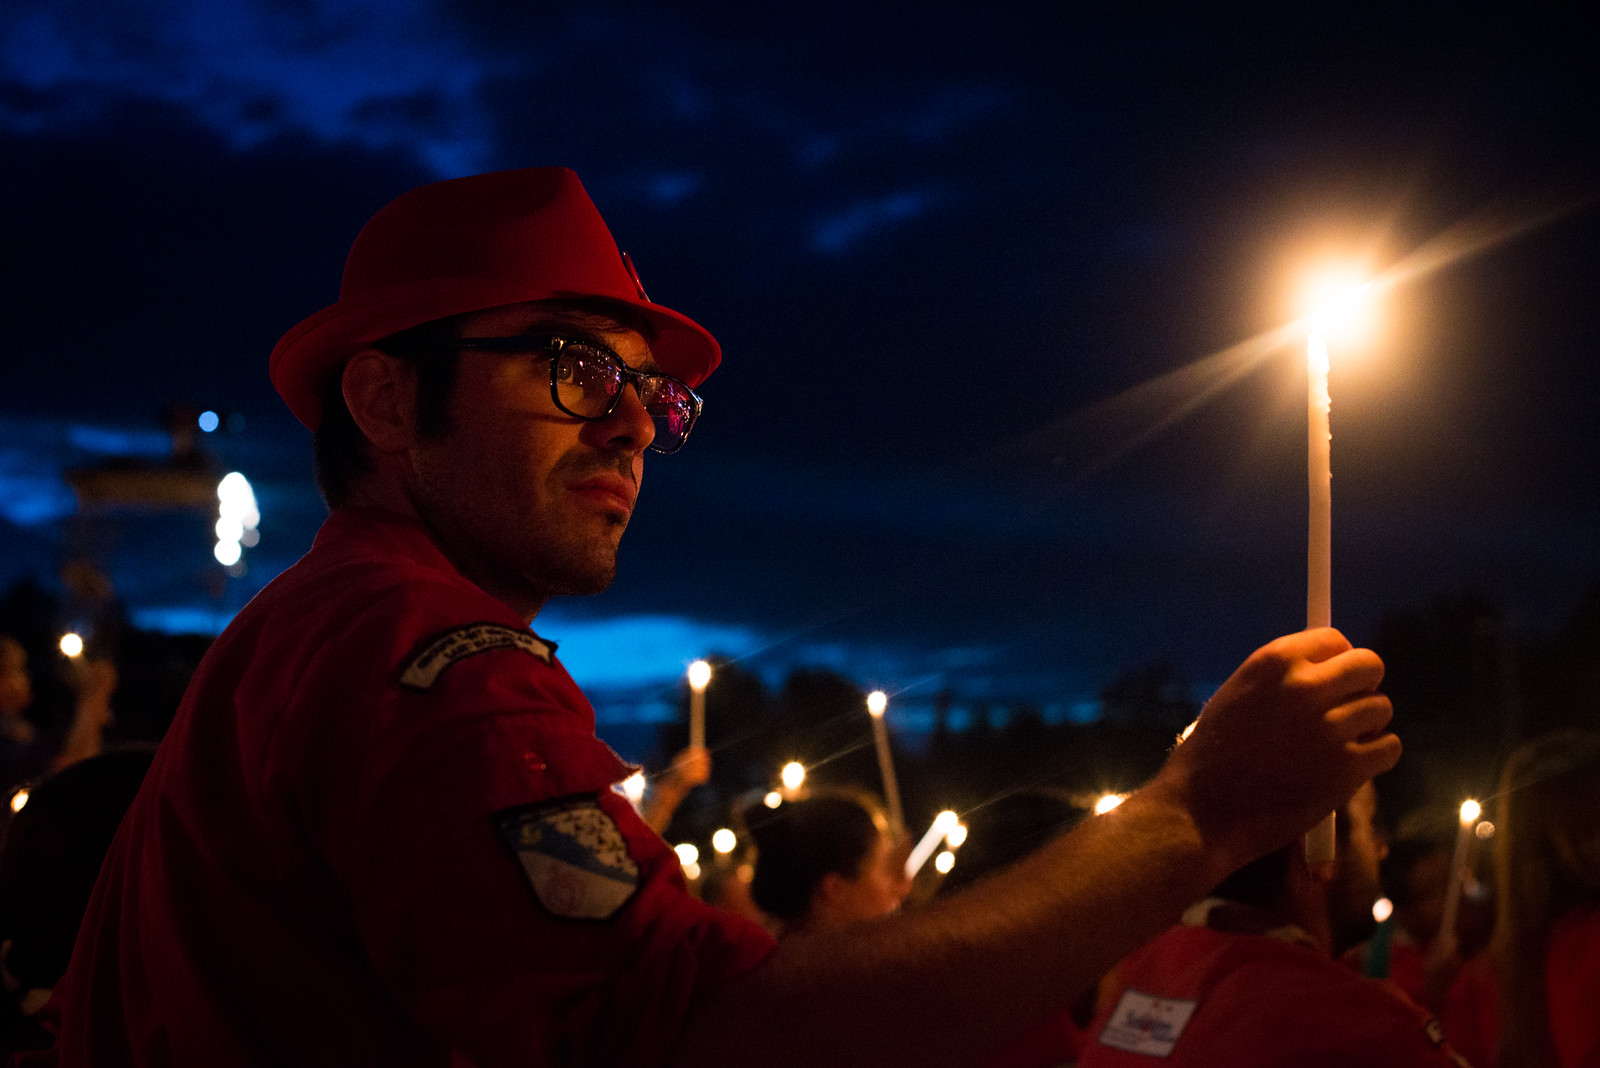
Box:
[1480,730,1600,1068]
[746,789,910,937]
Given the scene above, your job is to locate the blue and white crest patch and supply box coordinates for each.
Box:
[496,797,640,920]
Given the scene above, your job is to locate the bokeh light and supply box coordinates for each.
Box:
[687,659,712,691]
[1095,793,1126,815]
[781,761,805,791]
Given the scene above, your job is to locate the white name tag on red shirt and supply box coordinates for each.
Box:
[1098,989,1198,1057]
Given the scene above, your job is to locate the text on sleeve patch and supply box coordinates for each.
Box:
[399,623,555,690]
[1098,989,1198,1057]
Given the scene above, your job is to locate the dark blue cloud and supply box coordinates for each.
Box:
[1,0,1597,724]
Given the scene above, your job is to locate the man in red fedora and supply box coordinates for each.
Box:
[38,167,1400,1066]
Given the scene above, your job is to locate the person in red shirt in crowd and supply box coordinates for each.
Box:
[1344,830,1456,1005]
[1443,730,1600,1068]
[1079,782,1469,1066]
[35,167,1400,1066]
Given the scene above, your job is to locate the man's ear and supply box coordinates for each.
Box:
[341,349,418,455]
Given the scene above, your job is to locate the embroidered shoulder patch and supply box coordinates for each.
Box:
[1098,989,1198,1057]
[496,797,641,920]
[399,623,554,690]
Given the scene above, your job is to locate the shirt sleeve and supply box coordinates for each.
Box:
[298,633,776,1067]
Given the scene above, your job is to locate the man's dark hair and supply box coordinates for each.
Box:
[313,315,466,508]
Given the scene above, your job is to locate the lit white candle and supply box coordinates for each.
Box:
[866,691,904,834]
[1305,330,1337,867]
[687,659,711,752]
[1438,799,1480,950]
[1299,273,1374,868]
[906,810,959,878]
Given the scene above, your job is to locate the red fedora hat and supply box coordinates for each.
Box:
[269,167,721,430]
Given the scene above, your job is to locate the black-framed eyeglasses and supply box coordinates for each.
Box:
[443,334,703,454]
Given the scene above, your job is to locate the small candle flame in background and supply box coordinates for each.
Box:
[621,771,646,804]
[781,761,806,792]
[1094,793,1127,815]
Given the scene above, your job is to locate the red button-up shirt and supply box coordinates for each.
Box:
[37,508,775,1066]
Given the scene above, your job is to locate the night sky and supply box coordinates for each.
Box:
[3,2,1597,729]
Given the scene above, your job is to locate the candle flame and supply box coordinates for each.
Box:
[945,822,968,849]
[621,772,646,804]
[1459,799,1481,824]
[674,842,700,867]
[1095,793,1126,815]
[781,761,806,791]
[712,828,737,854]
[866,691,888,717]
[1372,896,1394,923]
[1301,268,1376,343]
[9,788,28,813]
[59,633,84,658]
[687,659,712,691]
[763,790,783,809]
[934,850,956,874]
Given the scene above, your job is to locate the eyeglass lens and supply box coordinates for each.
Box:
[554,344,695,450]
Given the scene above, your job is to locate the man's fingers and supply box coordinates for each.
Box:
[1348,731,1403,779]
[1299,646,1385,697]
[1262,627,1353,665]
[1328,693,1394,740]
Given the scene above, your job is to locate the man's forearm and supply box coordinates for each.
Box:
[672,628,1399,1066]
[672,780,1228,1067]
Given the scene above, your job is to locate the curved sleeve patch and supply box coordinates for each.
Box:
[398,623,554,690]
[496,797,641,920]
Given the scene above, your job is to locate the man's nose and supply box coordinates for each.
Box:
[594,379,656,452]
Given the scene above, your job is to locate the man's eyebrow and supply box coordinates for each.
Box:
[514,320,664,374]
